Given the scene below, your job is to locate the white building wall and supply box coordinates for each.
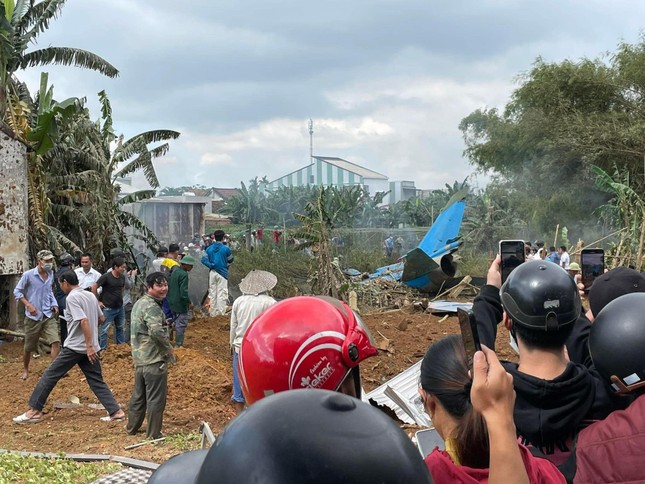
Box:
[364,178,389,196]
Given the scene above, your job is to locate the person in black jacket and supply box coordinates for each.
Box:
[473,257,616,469]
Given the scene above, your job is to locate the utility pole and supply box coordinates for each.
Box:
[308,118,314,164]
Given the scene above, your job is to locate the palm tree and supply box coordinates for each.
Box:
[0,0,118,126]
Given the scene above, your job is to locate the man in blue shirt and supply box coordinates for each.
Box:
[546,246,561,265]
[201,230,233,316]
[13,249,60,380]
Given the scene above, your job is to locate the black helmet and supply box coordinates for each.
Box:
[196,389,432,484]
[59,252,74,265]
[148,449,208,484]
[501,260,581,331]
[589,292,645,394]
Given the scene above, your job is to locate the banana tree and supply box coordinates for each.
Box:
[28,89,178,266]
[593,164,645,270]
[62,90,178,265]
[6,72,82,258]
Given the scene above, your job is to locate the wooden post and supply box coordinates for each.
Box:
[553,224,559,248]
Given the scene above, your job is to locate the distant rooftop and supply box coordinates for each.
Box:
[211,187,241,199]
[314,156,388,180]
[143,195,211,204]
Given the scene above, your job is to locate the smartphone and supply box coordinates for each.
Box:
[500,240,526,284]
[458,308,481,368]
[581,248,604,294]
[415,428,445,456]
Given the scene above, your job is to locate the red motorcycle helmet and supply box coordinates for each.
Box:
[239,296,378,404]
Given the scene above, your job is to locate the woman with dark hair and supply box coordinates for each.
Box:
[419,335,564,483]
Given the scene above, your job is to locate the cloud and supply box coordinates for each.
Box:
[15,0,645,194]
[199,153,234,166]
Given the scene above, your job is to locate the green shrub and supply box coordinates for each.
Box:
[228,245,313,298]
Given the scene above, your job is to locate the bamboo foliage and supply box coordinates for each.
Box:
[593,164,645,270]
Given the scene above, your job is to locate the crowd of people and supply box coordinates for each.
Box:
[8,236,645,483]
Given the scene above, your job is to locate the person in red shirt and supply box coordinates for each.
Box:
[272,226,281,244]
[573,292,645,484]
[419,335,565,483]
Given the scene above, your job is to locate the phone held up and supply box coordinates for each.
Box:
[581,248,605,294]
[499,240,526,285]
[458,308,481,369]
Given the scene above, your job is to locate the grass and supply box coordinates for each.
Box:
[0,452,121,484]
[457,252,492,278]
[164,432,202,452]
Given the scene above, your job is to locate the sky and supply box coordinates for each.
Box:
[21,0,645,193]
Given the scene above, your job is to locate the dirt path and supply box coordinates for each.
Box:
[0,309,514,462]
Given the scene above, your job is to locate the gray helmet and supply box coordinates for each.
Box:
[59,252,74,265]
[590,292,645,394]
[196,389,432,484]
[501,260,581,331]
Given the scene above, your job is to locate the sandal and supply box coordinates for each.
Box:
[101,412,125,422]
[13,412,42,424]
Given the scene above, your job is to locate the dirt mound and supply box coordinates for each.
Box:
[0,307,514,462]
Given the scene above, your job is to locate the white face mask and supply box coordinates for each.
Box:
[42,263,53,272]
[509,330,520,355]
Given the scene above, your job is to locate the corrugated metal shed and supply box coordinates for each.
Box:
[122,196,208,244]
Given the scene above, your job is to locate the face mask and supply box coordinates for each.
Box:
[42,263,53,271]
[509,330,520,355]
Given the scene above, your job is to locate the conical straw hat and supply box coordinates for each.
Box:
[239,270,277,295]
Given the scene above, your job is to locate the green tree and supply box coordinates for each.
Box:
[0,0,118,125]
[457,44,645,240]
[294,186,343,297]
[222,177,266,224]
[158,185,207,196]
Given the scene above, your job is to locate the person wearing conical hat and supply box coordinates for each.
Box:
[230,270,277,414]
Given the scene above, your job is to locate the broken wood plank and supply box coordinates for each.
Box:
[124,437,166,450]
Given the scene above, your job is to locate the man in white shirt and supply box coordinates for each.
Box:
[13,271,125,424]
[558,245,571,270]
[75,253,102,290]
[152,246,168,272]
[229,270,277,414]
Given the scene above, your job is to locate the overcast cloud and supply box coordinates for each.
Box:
[21,0,645,192]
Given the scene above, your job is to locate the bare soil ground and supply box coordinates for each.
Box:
[0,308,514,463]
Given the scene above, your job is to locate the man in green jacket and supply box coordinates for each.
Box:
[168,255,194,347]
[126,272,175,440]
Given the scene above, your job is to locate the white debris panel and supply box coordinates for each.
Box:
[364,360,431,426]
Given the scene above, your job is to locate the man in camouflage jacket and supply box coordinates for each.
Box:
[126,272,175,439]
